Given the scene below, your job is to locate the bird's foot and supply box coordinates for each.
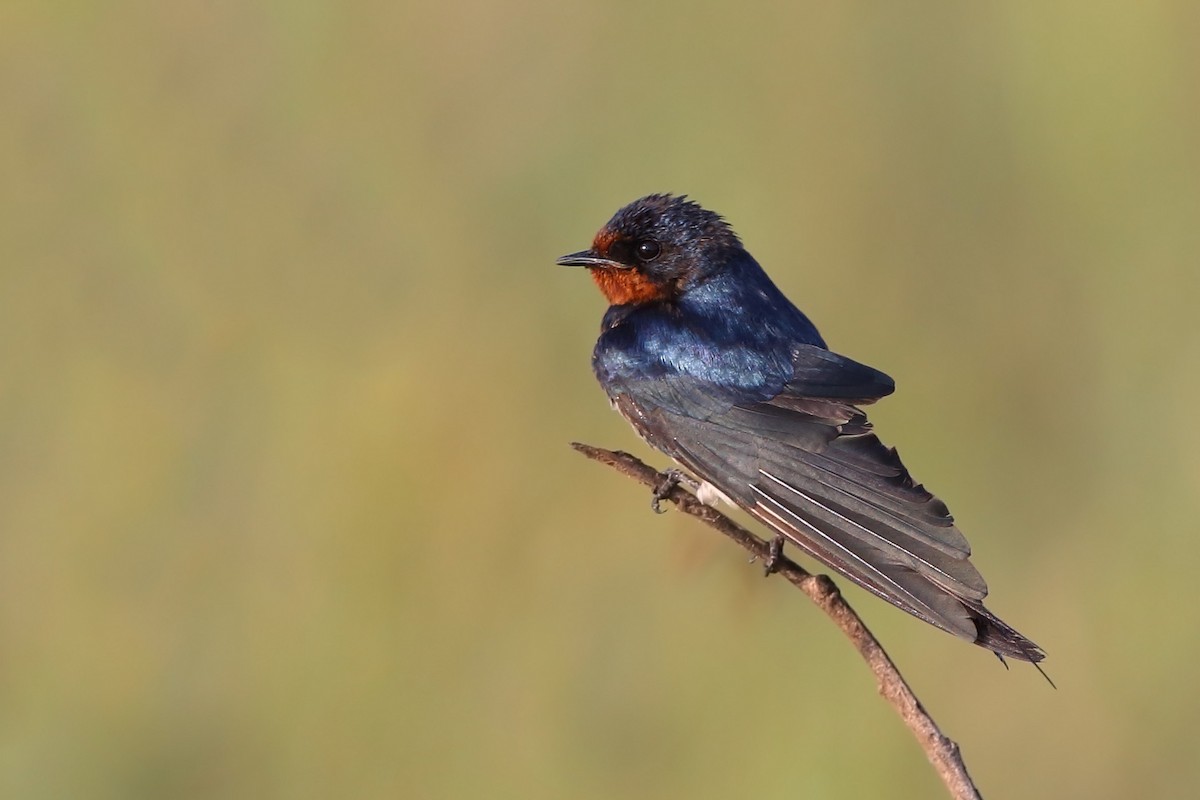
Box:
[650,469,696,513]
[762,535,786,576]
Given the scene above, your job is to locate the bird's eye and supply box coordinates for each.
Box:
[636,240,661,261]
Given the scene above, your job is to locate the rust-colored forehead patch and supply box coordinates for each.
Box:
[591,226,622,256]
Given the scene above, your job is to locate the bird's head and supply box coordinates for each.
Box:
[557,194,742,306]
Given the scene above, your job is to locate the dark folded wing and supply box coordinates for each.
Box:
[613,346,1044,662]
[782,344,896,402]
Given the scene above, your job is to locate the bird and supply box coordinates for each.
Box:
[558,193,1045,665]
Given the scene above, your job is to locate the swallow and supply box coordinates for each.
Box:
[559,194,1045,664]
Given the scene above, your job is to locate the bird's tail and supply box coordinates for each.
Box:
[970,604,1046,663]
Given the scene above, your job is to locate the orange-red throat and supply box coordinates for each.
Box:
[589,267,670,305]
[588,228,671,305]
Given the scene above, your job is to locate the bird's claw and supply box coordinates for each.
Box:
[651,469,692,513]
[763,535,786,576]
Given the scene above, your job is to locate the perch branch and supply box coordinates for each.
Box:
[572,442,983,800]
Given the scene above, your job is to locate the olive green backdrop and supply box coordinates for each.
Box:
[3,2,1198,797]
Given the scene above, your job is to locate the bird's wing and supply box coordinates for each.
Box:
[613,345,1044,662]
[779,344,896,402]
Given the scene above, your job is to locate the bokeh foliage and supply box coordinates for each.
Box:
[3,2,1199,797]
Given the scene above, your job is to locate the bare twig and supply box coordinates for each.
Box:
[572,442,983,800]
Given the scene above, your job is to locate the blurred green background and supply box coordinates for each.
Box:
[3,2,1198,797]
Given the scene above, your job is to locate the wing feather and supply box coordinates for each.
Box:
[616,386,1044,662]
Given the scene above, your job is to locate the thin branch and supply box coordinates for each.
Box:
[572,442,983,800]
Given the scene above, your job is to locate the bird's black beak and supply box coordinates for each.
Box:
[556,249,623,268]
